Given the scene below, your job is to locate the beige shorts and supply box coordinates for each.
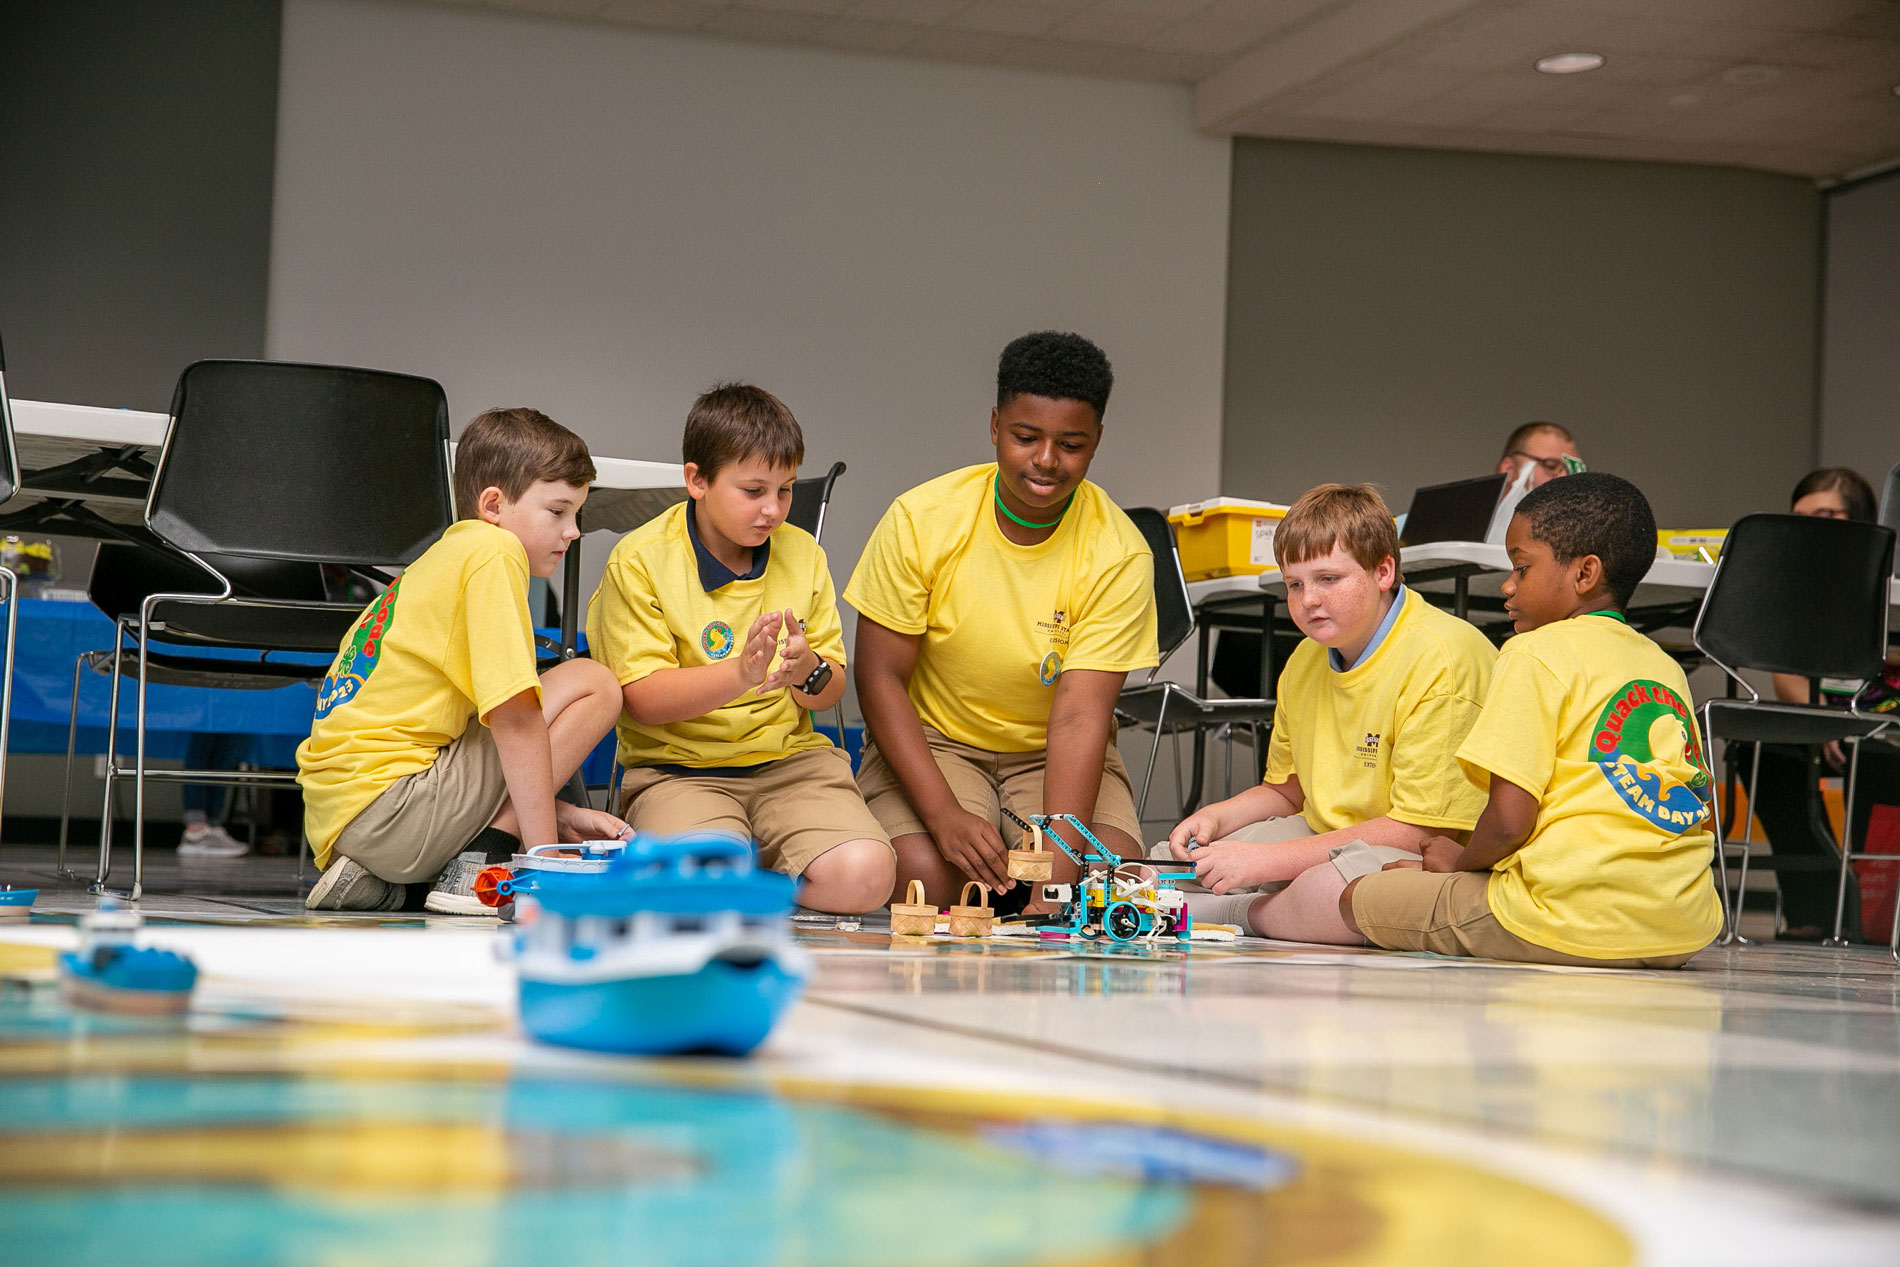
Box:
[331,725,509,884]
[1350,868,1698,969]
[856,728,1142,845]
[618,746,891,877]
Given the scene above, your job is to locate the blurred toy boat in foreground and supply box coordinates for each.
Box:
[511,834,809,1056]
[57,899,197,1015]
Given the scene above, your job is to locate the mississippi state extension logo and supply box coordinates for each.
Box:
[1038,651,1063,686]
[314,580,402,719]
[1589,679,1711,831]
[701,620,735,660]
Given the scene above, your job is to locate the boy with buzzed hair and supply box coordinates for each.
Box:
[586,384,894,915]
[1334,473,1722,966]
[299,407,630,914]
[1162,483,1496,939]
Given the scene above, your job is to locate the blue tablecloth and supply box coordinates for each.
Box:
[5,598,862,784]
[6,598,326,763]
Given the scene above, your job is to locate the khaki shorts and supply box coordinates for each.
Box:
[1350,869,1698,969]
[856,728,1142,845]
[618,746,891,877]
[331,725,509,884]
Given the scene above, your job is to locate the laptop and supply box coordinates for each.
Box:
[1398,473,1508,547]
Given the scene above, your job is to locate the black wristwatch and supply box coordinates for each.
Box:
[799,658,833,696]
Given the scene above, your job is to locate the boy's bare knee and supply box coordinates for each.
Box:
[801,839,897,913]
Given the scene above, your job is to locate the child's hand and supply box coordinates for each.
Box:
[736,610,785,688]
[754,609,814,696]
[1192,841,1273,894]
[1165,811,1223,861]
[1419,837,1465,872]
[555,803,633,844]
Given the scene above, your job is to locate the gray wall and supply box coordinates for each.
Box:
[1222,140,1823,528]
[0,0,281,410]
[1819,170,1900,496]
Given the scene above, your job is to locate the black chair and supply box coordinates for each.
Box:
[59,542,338,879]
[786,460,845,542]
[1693,512,1898,950]
[1880,460,1900,577]
[0,333,21,834]
[99,359,453,899]
[1113,507,1276,823]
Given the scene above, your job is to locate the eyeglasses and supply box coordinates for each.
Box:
[1508,451,1586,477]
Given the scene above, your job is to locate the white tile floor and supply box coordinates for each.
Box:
[5,845,1900,1265]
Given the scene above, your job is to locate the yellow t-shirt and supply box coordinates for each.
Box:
[1265,588,1494,833]
[842,464,1159,753]
[585,502,846,770]
[1458,615,1722,959]
[297,520,541,867]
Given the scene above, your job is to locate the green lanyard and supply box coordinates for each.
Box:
[1584,609,1628,624]
[994,475,1073,530]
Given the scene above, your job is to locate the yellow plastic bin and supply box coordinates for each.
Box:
[1167,498,1291,581]
[1656,529,1727,560]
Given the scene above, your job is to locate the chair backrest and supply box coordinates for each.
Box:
[1880,460,1900,577]
[786,461,846,542]
[0,328,19,505]
[1693,512,1895,684]
[147,360,452,566]
[1126,506,1194,664]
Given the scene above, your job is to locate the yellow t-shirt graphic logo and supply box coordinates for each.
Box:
[1589,679,1711,832]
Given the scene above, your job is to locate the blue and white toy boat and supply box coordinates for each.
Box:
[57,899,197,1015]
[512,834,810,1057]
[0,884,36,919]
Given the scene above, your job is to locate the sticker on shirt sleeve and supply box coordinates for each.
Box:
[313,580,402,719]
[1038,651,1063,686]
[701,621,735,660]
[1589,679,1711,832]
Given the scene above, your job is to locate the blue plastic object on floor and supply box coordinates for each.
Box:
[512,834,809,1056]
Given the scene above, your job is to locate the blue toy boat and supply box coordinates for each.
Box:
[57,900,198,1015]
[512,834,810,1057]
[0,884,36,918]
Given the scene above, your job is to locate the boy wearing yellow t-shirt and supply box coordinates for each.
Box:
[1162,484,1496,939]
[299,409,628,914]
[1340,473,1722,967]
[586,385,894,915]
[847,332,1159,907]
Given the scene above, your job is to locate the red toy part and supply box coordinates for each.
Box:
[472,866,514,909]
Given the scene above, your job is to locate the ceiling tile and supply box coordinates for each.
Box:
[1046,11,1168,47]
[945,1,1073,37]
[719,0,850,14]
[839,0,961,22]
[596,0,722,29]
[700,6,828,39]
[810,14,927,50]
[1294,63,1474,122]
[1095,0,1217,22]
[1148,17,1273,57]
[1196,0,1337,30]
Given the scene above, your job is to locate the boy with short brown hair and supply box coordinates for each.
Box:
[1163,483,1495,939]
[299,407,629,914]
[586,385,893,915]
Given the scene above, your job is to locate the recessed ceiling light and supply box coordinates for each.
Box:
[1535,52,1605,75]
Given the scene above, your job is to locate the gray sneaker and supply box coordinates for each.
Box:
[423,851,492,916]
[305,858,404,912]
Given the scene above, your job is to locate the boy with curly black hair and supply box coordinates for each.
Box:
[846,331,1159,905]
[1331,472,1722,966]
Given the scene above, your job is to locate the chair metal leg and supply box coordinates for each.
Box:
[93,629,130,890]
[57,652,86,876]
[130,615,153,900]
[1136,689,1169,822]
[0,567,15,838]
[1729,742,1761,945]
[1826,737,1865,948]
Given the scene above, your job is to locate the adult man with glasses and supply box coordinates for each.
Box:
[1496,422,1583,492]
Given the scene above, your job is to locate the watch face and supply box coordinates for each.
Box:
[803,661,833,694]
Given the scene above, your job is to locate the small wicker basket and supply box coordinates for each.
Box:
[1006,820,1053,882]
[946,881,994,937]
[888,879,940,935]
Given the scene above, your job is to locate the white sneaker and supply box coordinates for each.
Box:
[423,851,493,916]
[178,824,250,859]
